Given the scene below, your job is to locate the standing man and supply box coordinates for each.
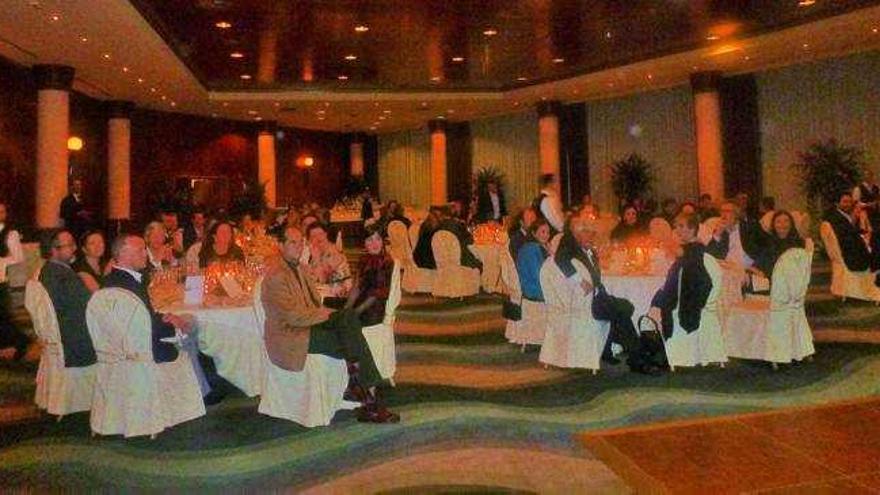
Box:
[60,178,91,238]
[262,226,399,423]
[532,174,565,234]
[476,179,508,224]
[0,202,29,360]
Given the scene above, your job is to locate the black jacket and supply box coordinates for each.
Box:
[825,208,871,272]
[651,242,712,338]
[475,189,507,223]
[39,261,97,367]
[103,268,179,363]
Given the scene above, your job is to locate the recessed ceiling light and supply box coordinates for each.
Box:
[552,57,565,64]
[798,0,816,6]
[317,109,326,114]
[513,101,520,106]
[378,116,386,121]
[604,31,613,40]
[344,54,357,61]
[274,102,281,107]
[211,113,218,118]
[247,110,258,115]
[102,53,111,60]
[222,102,229,107]
[744,55,751,61]
[647,74,653,80]
[369,126,377,130]
[254,116,263,121]
[446,109,455,114]
[516,76,528,81]
[230,52,244,59]
[338,75,349,80]
[240,74,252,80]
[150,87,156,92]
[122,67,129,72]
[354,24,369,33]
[215,21,232,29]
[706,34,720,41]
[80,36,88,42]
[420,101,428,107]
[318,116,325,121]
[451,56,465,62]
[874,27,879,34]
[137,77,144,83]
[483,28,498,36]
[170,101,176,107]
[383,109,391,114]
[50,13,60,21]
[161,95,167,101]
[435,115,446,120]
[802,43,810,48]
[430,76,441,82]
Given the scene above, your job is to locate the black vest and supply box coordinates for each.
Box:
[0,225,13,258]
[859,183,879,203]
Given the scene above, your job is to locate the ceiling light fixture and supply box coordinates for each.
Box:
[552,57,564,63]
[247,110,258,115]
[161,95,167,101]
[483,28,498,36]
[102,53,111,60]
[230,52,244,59]
[137,77,144,84]
[222,102,229,107]
[215,21,232,29]
[706,34,720,41]
[150,87,156,92]
[80,36,88,42]
[430,76,441,82]
[516,76,527,82]
[647,74,653,80]
[337,75,349,80]
[344,54,357,61]
[240,74,252,80]
[50,13,60,21]
[354,24,369,33]
[369,126,377,130]
[383,109,391,114]
[803,42,810,48]
[798,0,816,6]
[874,27,879,34]
[122,67,129,72]
[170,101,176,107]
[605,31,613,40]
[451,56,465,62]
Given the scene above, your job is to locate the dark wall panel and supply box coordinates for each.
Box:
[0,57,38,226]
[275,128,351,208]
[720,74,763,202]
[560,103,589,207]
[446,122,473,203]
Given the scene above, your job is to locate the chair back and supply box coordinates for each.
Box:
[253,276,266,331]
[549,233,563,255]
[760,210,775,233]
[185,242,202,267]
[538,258,590,310]
[387,220,412,262]
[383,260,403,325]
[770,248,812,306]
[25,280,64,364]
[499,249,521,301]
[791,210,811,239]
[648,217,673,243]
[408,223,421,252]
[702,254,723,311]
[431,230,461,268]
[819,221,843,264]
[86,288,153,363]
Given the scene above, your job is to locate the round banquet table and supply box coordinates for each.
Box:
[159,299,266,397]
[602,272,667,326]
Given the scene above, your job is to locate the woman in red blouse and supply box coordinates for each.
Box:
[345,225,394,326]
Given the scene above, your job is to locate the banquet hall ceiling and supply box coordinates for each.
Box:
[2,0,880,131]
[132,0,880,91]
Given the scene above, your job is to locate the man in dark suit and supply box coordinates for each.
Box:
[825,191,879,273]
[104,234,229,404]
[59,178,91,239]
[475,179,507,224]
[38,229,97,367]
[554,216,659,375]
[705,202,764,266]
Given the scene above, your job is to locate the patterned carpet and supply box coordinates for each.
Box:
[0,260,879,492]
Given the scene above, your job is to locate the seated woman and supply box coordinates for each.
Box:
[610,204,645,244]
[72,230,109,293]
[305,222,353,299]
[199,221,245,268]
[144,221,177,274]
[749,210,805,286]
[516,218,553,302]
[648,213,713,340]
[345,226,394,326]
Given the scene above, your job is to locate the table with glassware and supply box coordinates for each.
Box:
[469,223,508,293]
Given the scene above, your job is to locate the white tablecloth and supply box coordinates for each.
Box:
[602,273,667,327]
[162,302,266,397]
[471,243,503,293]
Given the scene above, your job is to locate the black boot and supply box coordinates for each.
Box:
[343,361,367,402]
[356,387,400,424]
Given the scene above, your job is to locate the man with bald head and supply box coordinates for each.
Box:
[554,216,660,375]
[262,226,399,423]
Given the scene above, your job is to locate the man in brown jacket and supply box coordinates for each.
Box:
[262,226,399,423]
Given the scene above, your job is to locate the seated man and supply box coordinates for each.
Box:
[705,201,764,267]
[554,217,660,375]
[38,229,97,367]
[825,191,878,273]
[0,201,30,360]
[262,226,399,423]
[105,234,229,405]
[413,207,441,269]
[435,206,483,271]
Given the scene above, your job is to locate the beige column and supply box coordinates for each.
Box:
[537,101,561,181]
[691,72,725,201]
[33,65,75,228]
[350,136,364,177]
[257,123,277,208]
[429,120,448,205]
[107,101,133,221]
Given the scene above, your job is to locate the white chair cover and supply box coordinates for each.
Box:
[648,217,673,244]
[26,280,95,417]
[819,221,880,302]
[663,254,728,370]
[255,284,358,427]
[725,248,815,363]
[537,259,610,371]
[185,242,202,267]
[500,250,546,346]
[791,210,811,239]
[86,288,205,438]
[399,222,434,294]
[408,223,421,253]
[362,260,401,382]
[431,231,481,298]
[387,221,412,263]
[760,210,775,233]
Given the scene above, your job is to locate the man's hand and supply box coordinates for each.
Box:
[648,306,662,324]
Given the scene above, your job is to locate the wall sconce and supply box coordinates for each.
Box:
[67,136,84,151]
[296,155,315,168]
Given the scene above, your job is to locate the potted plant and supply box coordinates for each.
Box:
[793,138,866,221]
[610,153,654,210]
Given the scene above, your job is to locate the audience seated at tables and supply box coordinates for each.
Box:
[72,230,109,293]
[508,207,537,260]
[59,178,92,239]
[758,196,776,229]
[475,178,507,223]
[345,225,394,327]
[262,226,399,423]
[38,229,97,367]
[697,193,719,222]
[105,234,229,405]
[824,190,880,282]
[144,221,179,275]
[183,207,209,250]
[516,218,553,303]
[610,204,645,244]
[749,210,806,287]
[413,207,442,269]
[532,173,566,234]
[268,207,301,240]
[554,216,658,375]
[0,201,30,361]
[705,201,764,267]
[679,201,697,217]
[161,210,185,258]
[436,205,483,271]
[198,221,245,268]
[659,198,679,225]
[648,213,713,339]
[853,170,880,228]
[305,222,352,298]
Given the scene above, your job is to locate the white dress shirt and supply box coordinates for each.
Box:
[490,192,501,220]
[539,188,566,232]
[0,225,24,284]
[725,224,753,267]
[115,265,143,283]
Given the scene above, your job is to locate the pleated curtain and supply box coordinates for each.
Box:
[470,112,540,211]
[378,129,432,209]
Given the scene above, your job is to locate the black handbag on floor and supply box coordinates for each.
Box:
[635,315,669,369]
[502,298,522,321]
